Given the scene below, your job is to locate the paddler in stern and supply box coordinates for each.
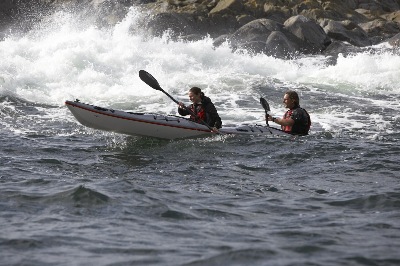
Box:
[267,90,311,135]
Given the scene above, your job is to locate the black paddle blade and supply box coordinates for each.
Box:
[139,70,162,91]
[260,97,271,127]
[260,97,270,113]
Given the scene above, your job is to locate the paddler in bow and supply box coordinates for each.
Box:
[178,87,222,132]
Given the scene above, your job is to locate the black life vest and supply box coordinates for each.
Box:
[283,107,311,135]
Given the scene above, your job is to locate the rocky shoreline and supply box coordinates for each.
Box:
[1,0,399,58]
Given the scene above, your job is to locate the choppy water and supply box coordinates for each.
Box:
[1,6,400,266]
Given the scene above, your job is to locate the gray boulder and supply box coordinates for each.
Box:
[322,40,364,65]
[323,19,371,47]
[228,18,288,55]
[359,19,400,44]
[284,15,331,53]
[358,0,400,13]
[323,40,363,56]
[388,32,400,47]
[209,0,244,16]
[265,31,297,58]
[263,3,291,24]
[147,12,197,38]
[223,15,333,57]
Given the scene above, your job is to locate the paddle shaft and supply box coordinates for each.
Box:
[162,90,180,105]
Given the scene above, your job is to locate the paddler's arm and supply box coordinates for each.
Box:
[267,115,294,126]
[178,102,190,116]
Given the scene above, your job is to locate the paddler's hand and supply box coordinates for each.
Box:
[211,127,219,133]
[266,115,276,123]
[266,114,273,121]
[178,102,186,109]
[267,115,278,123]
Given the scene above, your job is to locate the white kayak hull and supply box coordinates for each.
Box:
[65,100,289,139]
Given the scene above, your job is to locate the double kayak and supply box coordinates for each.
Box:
[65,100,289,139]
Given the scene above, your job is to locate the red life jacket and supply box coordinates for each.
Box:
[282,109,293,133]
[190,103,206,123]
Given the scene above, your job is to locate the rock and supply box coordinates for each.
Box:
[388,32,400,46]
[318,1,368,23]
[359,19,400,38]
[0,13,11,33]
[225,16,324,58]
[263,4,291,23]
[206,14,239,36]
[209,0,244,16]
[323,19,372,47]
[323,39,363,56]
[229,18,286,55]
[358,0,400,13]
[265,30,297,58]
[213,34,230,47]
[322,40,364,65]
[1,0,399,57]
[236,14,255,27]
[0,0,15,11]
[146,9,239,39]
[355,8,378,20]
[284,15,331,53]
[147,12,196,37]
[381,10,400,23]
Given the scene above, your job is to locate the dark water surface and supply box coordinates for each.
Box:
[1,98,399,266]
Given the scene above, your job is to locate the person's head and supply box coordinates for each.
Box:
[283,90,300,109]
[188,87,204,103]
